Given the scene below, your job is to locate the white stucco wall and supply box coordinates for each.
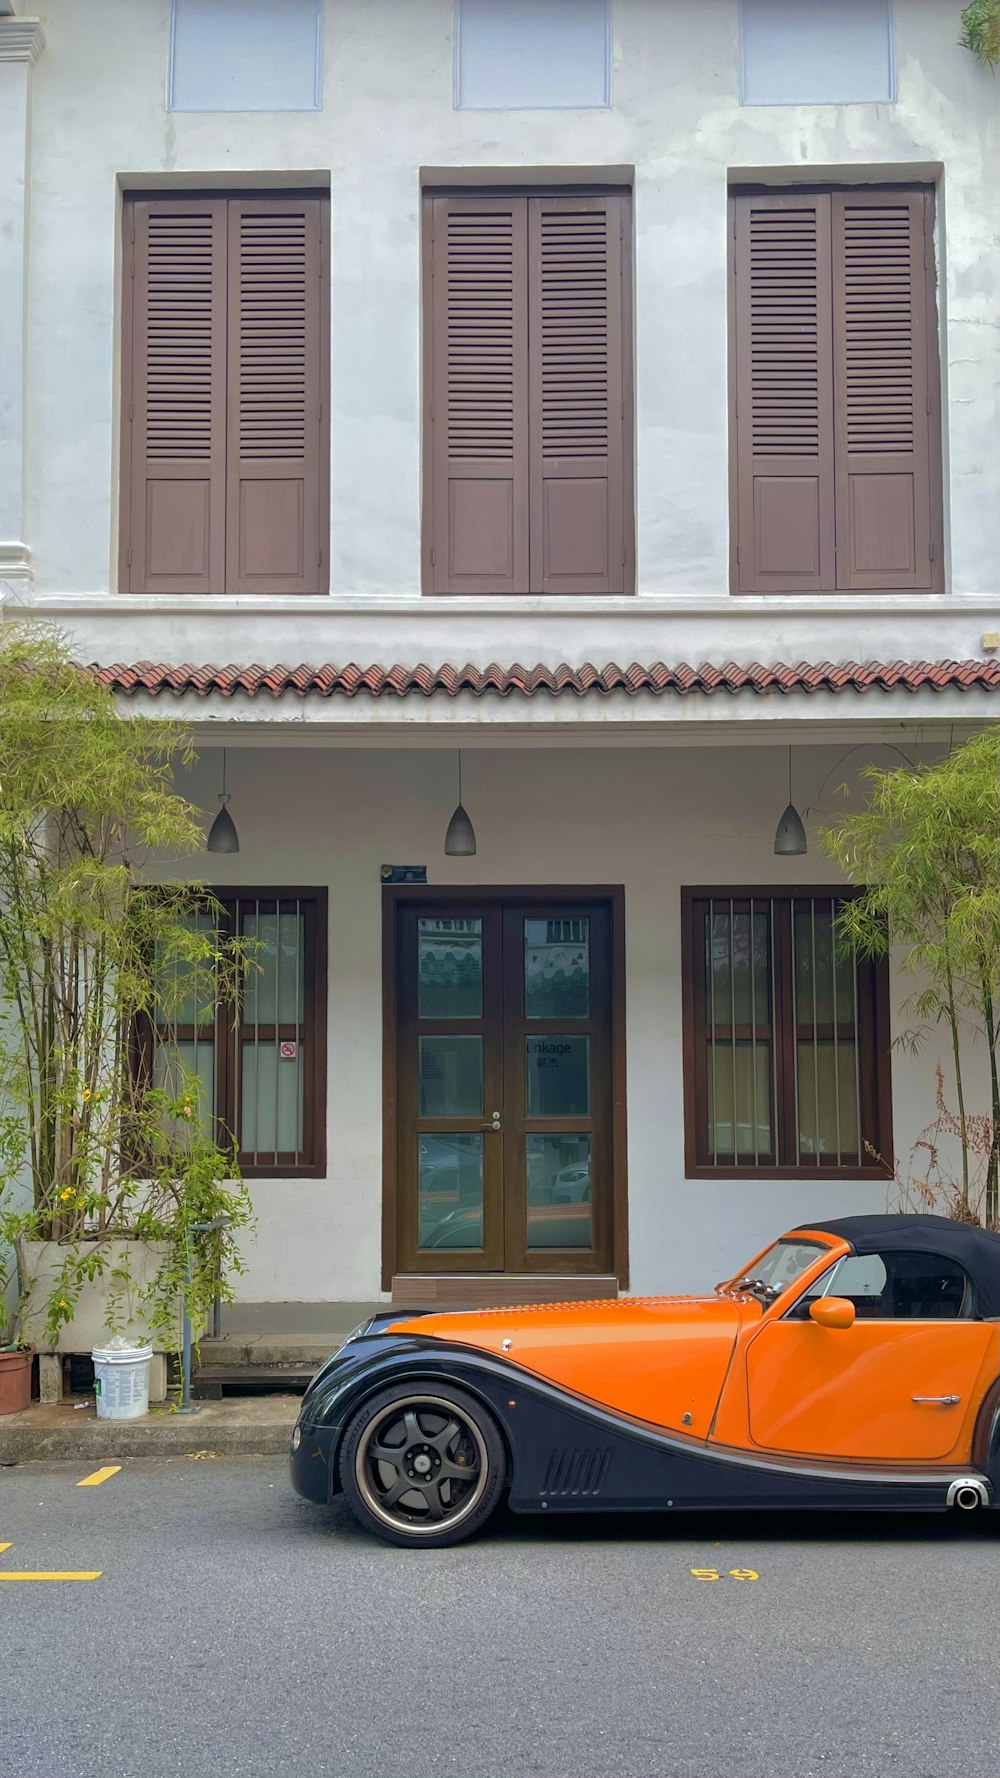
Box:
[13,0,1000,619]
[155,739,987,1303]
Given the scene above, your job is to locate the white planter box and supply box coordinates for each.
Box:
[20,1239,183,1356]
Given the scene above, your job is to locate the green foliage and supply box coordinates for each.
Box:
[960,1,1000,67]
[819,728,1000,1223]
[0,627,254,1353]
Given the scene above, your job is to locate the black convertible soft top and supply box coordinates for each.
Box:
[794,1212,1000,1319]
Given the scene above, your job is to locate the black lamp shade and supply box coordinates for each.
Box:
[207,796,240,854]
[444,802,477,857]
[773,803,807,857]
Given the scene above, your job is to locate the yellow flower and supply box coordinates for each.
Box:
[82,1088,91,1102]
[59,1187,76,1202]
[58,1298,69,1309]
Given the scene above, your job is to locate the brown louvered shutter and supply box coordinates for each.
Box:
[122,197,227,594]
[226,196,326,595]
[527,195,627,595]
[831,189,938,591]
[425,195,529,595]
[732,192,836,594]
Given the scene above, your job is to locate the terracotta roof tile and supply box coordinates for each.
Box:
[91,659,1000,701]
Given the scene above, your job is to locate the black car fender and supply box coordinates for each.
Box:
[296,1335,522,1496]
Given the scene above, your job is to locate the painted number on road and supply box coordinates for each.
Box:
[690,1567,759,1582]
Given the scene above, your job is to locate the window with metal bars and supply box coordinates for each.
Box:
[146,889,326,1179]
[681,889,891,1178]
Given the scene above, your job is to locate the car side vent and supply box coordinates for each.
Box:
[541,1446,612,1498]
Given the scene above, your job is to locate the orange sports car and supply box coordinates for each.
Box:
[290,1213,1000,1546]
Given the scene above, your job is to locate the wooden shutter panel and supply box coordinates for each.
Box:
[732,192,835,594]
[226,196,326,595]
[425,195,529,595]
[122,197,227,594]
[527,195,627,595]
[832,189,937,591]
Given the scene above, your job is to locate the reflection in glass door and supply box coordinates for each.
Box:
[395,898,614,1275]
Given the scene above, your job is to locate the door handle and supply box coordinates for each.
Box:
[911,1395,961,1406]
[482,1111,501,1131]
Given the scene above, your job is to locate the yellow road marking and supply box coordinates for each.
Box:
[0,1571,102,1582]
[0,1543,12,1555]
[77,1465,121,1487]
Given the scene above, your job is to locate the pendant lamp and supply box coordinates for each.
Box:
[206,748,240,854]
[773,746,807,857]
[444,750,477,856]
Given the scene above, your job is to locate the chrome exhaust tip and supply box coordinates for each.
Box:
[946,1478,989,1511]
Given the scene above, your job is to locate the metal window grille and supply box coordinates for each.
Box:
[693,891,881,1173]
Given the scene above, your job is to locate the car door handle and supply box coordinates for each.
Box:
[911,1395,961,1406]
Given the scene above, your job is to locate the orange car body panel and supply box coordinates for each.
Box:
[744,1319,997,1461]
[391,1296,749,1439]
[393,1226,999,1468]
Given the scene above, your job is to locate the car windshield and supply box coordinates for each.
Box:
[722,1238,829,1302]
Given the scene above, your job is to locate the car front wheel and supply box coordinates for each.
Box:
[339,1384,506,1548]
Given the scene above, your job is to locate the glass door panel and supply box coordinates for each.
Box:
[396,906,505,1271]
[503,902,612,1274]
[395,897,614,1276]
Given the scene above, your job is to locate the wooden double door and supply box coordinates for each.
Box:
[395,896,615,1275]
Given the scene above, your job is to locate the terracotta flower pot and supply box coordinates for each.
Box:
[0,1347,33,1416]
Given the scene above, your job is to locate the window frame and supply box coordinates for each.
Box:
[726,180,944,598]
[453,0,612,112]
[680,885,892,1181]
[117,186,331,597]
[737,0,895,109]
[419,170,635,598]
[143,885,327,1181]
[167,0,324,114]
[786,1250,975,1320]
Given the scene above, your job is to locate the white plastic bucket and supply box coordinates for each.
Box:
[91,1344,152,1420]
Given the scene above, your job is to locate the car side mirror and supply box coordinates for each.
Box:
[808,1296,856,1331]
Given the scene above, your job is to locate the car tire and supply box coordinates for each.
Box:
[339,1383,506,1548]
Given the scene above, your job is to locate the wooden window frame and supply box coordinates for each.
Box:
[681,886,892,1181]
[419,171,635,598]
[381,884,629,1290]
[727,180,944,598]
[143,885,327,1181]
[118,187,330,597]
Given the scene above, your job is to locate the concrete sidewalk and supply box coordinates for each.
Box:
[0,1395,299,1463]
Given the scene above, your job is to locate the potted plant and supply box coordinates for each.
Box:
[0,1150,33,1414]
[0,627,254,1386]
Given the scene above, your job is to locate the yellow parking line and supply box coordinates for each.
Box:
[0,1543,12,1555]
[0,1571,102,1582]
[77,1465,121,1487]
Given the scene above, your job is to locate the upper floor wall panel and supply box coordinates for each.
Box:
[19,0,1000,600]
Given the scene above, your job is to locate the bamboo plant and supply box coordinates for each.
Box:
[820,728,1000,1227]
[0,628,253,1353]
[960,1,1000,67]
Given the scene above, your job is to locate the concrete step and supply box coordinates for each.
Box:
[193,1363,316,1400]
[196,1334,335,1371]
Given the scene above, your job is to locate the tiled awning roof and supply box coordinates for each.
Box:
[92,659,1000,700]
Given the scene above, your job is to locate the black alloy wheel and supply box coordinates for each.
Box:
[339,1384,506,1547]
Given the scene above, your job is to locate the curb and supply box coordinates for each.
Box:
[0,1397,300,1464]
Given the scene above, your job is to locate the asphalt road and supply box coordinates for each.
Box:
[1,1457,998,1778]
